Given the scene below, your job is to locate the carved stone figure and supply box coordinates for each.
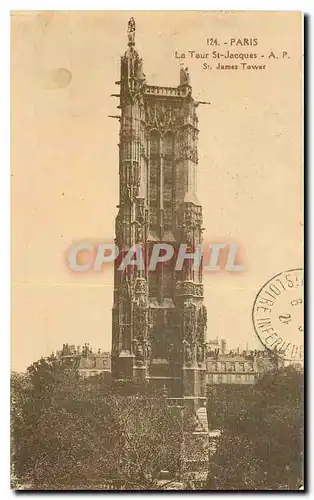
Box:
[180,67,190,86]
[135,220,144,243]
[185,343,192,364]
[135,277,147,295]
[135,343,144,365]
[127,17,136,45]
[197,344,204,363]
[144,340,152,361]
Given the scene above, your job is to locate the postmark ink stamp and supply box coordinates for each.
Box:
[252,268,304,362]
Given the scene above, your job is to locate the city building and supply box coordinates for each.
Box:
[206,341,284,386]
[207,354,257,385]
[57,343,111,378]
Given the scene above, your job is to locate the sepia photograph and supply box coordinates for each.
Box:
[10,11,304,491]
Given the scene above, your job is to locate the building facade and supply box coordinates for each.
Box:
[111,19,207,408]
[206,347,283,386]
[207,355,257,385]
[57,343,111,378]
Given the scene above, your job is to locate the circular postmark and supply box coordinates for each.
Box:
[252,268,304,362]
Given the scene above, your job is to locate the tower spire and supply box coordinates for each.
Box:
[113,21,207,404]
[127,17,136,47]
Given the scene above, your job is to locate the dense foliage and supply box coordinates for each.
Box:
[11,356,182,490]
[11,355,304,491]
[207,366,304,490]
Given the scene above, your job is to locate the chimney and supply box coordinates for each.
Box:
[221,339,226,354]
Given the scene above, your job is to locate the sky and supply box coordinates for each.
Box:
[11,11,303,372]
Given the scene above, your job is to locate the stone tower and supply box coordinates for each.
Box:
[111,19,207,411]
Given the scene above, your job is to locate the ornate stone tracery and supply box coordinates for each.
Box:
[112,19,207,397]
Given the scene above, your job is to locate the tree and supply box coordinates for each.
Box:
[11,355,183,490]
[103,394,182,490]
[207,366,304,490]
[11,372,33,489]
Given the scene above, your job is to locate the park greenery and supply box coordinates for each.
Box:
[11,355,182,490]
[207,366,304,490]
[11,354,303,490]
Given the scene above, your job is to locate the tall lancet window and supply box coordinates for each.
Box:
[149,130,160,232]
[162,132,174,230]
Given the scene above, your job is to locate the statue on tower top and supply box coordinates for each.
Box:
[127,17,136,45]
[180,66,191,86]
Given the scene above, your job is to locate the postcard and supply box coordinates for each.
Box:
[11,11,304,490]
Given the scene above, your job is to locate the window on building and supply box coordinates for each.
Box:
[150,130,160,155]
[163,133,174,230]
[163,132,174,157]
[162,264,173,298]
[148,269,158,298]
[149,131,160,231]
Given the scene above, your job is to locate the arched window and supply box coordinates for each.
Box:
[162,132,174,230]
[149,130,160,231]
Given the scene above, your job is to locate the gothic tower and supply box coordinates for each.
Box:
[111,19,207,411]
